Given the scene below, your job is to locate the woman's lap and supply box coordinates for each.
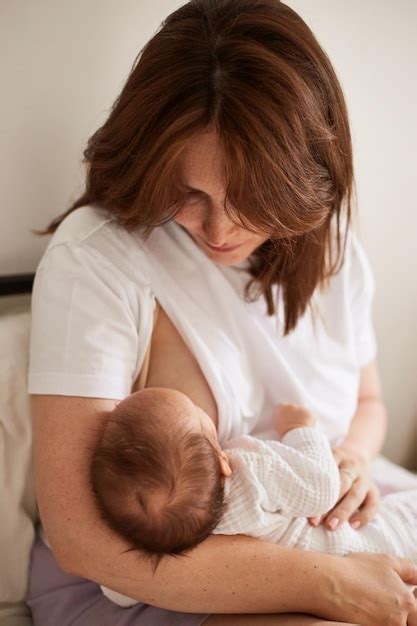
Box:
[26,536,356,626]
[371,454,417,496]
[27,535,210,626]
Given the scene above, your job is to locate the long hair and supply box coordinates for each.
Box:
[34,0,355,334]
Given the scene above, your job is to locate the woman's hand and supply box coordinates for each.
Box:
[323,552,417,626]
[308,444,380,530]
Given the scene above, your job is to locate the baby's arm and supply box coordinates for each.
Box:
[224,404,340,520]
[262,403,340,516]
[263,428,340,517]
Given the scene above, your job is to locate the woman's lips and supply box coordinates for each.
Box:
[203,240,241,252]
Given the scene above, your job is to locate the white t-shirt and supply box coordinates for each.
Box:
[28,204,377,445]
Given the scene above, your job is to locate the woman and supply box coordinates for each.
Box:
[27,1,417,625]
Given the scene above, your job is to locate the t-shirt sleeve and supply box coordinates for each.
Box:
[28,242,154,399]
[348,231,378,367]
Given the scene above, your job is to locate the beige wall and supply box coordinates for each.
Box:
[1,1,416,468]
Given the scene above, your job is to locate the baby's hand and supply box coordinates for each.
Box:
[275,403,316,439]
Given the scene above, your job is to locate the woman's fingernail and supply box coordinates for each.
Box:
[351,519,361,529]
[328,517,339,530]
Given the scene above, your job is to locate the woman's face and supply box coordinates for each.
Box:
[173,130,270,266]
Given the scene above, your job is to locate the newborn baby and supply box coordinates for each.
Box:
[90,387,232,565]
[90,386,417,607]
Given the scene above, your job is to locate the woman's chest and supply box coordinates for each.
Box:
[132,301,219,428]
[131,236,362,444]
[247,285,361,444]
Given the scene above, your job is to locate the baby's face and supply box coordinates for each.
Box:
[114,387,232,477]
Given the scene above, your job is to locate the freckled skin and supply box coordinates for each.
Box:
[174,130,270,267]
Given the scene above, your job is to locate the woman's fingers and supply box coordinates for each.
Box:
[323,477,369,530]
[309,447,380,531]
[393,557,417,626]
[394,556,417,586]
[307,514,324,526]
[311,480,380,531]
[348,483,380,529]
[308,459,359,528]
[408,604,417,626]
[337,464,357,500]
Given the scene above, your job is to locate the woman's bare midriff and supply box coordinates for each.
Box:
[131,299,345,626]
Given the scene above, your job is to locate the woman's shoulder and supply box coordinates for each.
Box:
[29,205,157,400]
[39,204,151,290]
[43,203,116,250]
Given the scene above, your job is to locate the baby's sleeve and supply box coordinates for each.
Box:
[100,585,138,608]
[253,428,340,517]
[347,231,378,367]
[28,242,154,399]
[218,430,340,535]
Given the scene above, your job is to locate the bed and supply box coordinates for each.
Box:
[0,273,36,625]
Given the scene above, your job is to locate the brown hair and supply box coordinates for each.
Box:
[34,0,355,334]
[90,404,227,571]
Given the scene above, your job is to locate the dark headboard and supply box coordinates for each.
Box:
[0,273,35,297]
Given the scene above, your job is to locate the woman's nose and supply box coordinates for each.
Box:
[202,207,236,246]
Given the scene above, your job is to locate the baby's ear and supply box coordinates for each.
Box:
[219,451,232,477]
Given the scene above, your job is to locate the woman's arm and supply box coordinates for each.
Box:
[31,393,417,625]
[339,359,387,461]
[310,360,387,530]
[30,393,331,613]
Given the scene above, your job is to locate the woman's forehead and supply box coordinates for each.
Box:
[180,130,227,197]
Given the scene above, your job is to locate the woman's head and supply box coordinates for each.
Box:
[173,128,271,265]
[90,387,231,571]
[37,0,354,333]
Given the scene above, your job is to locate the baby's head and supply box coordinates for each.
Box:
[90,387,232,567]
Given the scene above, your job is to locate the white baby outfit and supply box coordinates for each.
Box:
[216,430,417,563]
[28,204,417,607]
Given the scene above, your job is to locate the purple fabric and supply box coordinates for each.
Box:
[27,535,210,626]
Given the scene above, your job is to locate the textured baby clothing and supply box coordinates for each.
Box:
[103,426,417,607]
[214,428,417,565]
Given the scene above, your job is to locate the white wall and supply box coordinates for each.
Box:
[1,1,416,467]
[286,1,417,467]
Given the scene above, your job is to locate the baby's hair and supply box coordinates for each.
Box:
[90,402,227,571]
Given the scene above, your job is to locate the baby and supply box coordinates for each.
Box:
[89,386,417,607]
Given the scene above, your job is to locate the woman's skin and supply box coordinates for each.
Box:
[30,130,417,624]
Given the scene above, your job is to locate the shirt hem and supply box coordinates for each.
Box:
[28,372,132,399]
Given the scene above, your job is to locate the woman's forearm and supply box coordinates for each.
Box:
[75,532,337,615]
[32,395,339,617]
[341,398,387,462]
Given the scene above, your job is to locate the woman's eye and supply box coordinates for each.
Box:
[184,192,198,201]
